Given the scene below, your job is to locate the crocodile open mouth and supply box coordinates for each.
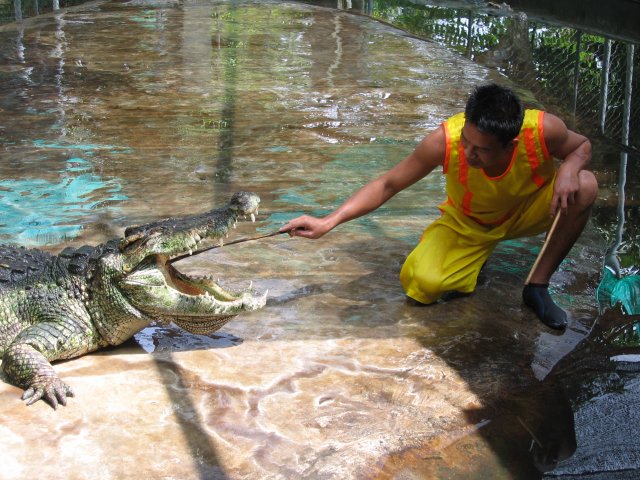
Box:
[118,191,267,331]
[129,211,263,304]
[122,246,266,335]
[162,256,246,302]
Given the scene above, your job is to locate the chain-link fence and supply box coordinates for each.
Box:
[493,22,638,154]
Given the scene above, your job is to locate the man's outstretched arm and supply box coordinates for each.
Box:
[280,127,447,238]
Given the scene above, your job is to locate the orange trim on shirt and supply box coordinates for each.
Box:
[537,111,551,160]
[524,127,546,188]
[457,142,473,216]
[442,122,451,174]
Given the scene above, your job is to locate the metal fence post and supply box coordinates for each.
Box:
[599,40,612,135]
[622,44,634,146]
[13,0,22,21]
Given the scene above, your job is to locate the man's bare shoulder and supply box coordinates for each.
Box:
[413,125,447,167]
[542,112,589,159]
[542,112,568,139]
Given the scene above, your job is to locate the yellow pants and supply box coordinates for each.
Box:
[400,182,555,304]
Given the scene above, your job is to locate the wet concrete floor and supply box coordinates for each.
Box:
[0,1,609,478]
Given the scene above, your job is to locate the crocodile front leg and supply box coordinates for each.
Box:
[2,317,104,409]
[2,342,74,408]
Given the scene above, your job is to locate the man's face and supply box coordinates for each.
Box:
[460,121,516,171]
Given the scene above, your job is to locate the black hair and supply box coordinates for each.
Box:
[464,84,524,146]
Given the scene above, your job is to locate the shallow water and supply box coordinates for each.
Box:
[0,1,627,479]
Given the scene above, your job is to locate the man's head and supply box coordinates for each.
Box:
[461,84,524,172]
[465,83,524,145]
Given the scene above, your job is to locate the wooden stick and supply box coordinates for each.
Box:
[168,230,286,264]
[525,210,561,285]
[517,416,544,449]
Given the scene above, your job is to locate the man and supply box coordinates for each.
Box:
[280,84,598,330]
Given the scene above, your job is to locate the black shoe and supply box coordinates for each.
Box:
[522,284,568,330]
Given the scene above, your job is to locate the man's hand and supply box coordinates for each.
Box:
[550,163,581,217]
[280,215,333,239]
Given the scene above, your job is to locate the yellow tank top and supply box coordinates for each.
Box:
[440,109,555,226]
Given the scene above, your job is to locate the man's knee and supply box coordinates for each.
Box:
[413,269,447,299]
[401,263,448,304]
[578,170,598,207]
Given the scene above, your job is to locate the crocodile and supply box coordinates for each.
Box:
[0,191,267,409]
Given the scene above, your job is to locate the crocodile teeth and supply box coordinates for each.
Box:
[188,249,193,255]
[250,213,256,222]
[219,239,224,247]
[233,222,237,229]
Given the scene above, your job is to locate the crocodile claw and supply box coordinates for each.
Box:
[22,378,75,409]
